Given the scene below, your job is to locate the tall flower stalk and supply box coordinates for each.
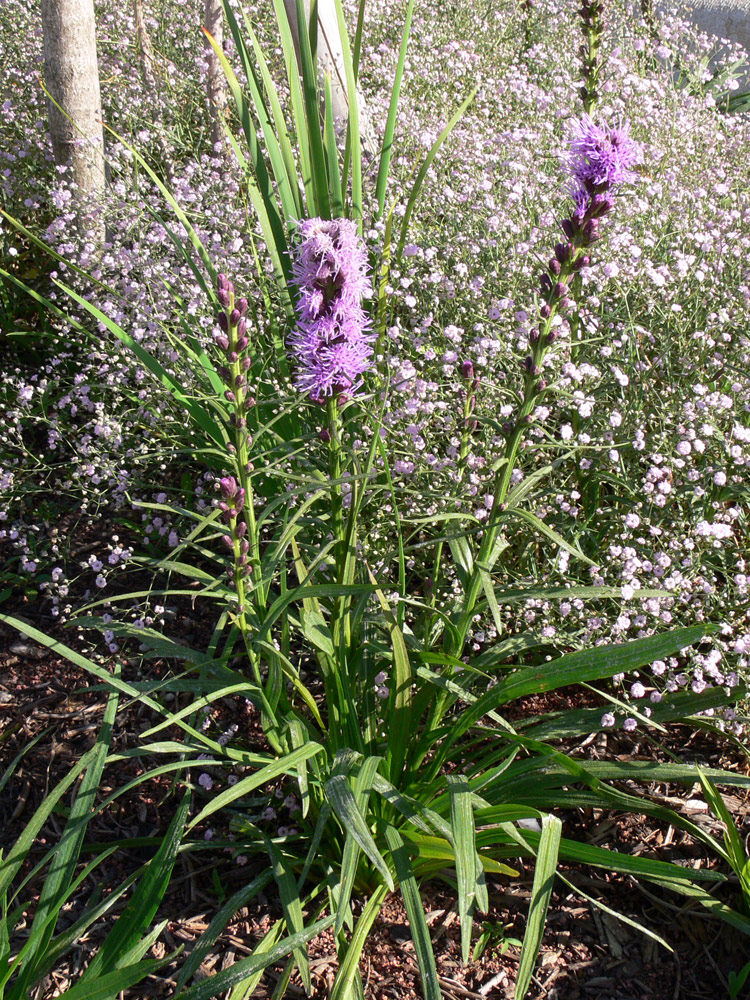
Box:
[449,117,642,654]
[213,276,267,679]
[578,0,606,114]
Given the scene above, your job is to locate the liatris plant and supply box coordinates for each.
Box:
[446,116,642,653]
[578,0,606,113]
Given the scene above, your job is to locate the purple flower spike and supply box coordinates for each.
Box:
[568,116,641,191]
[288,218,374,401]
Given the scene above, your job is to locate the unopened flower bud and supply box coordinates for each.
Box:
[236,297,248,317]
[214,333,229,351]
[583,218,600,241]
[319,428,331,442]
[548,258,561,276]
[461,359,474,379]
[539,304,551,319]
[220,476,238,498]
[217,312,229,331]
[561,218,576,240]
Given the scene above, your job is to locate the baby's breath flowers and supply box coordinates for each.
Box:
[288,218,374,403]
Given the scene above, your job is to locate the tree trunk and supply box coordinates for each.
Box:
[283,0,376,155]
[204,0,228,155]
[41,0,106,234]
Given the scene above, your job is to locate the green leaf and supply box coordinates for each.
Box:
[236,2,304,219]
[298,606,335,657]
[505,508,595,566]
[330,886,388,1000]
[514,815,561,1000]
[265,838,311,993]
[294,0,330,218]
[174,915,336,1000]
[446,774,480,963]
[47,958,170,1000]
[697,768,745,871]
[332,0,362,224]
[80,793,190,982]
[385,826,441,1000]
[324,74,344,217]
[450,626,711,746]
[395,87,477,259]
[326,773,394,891]
[188,742,324,829]
[334,756,383,934]
[10,686,119,994]
[366,567,413,784]
[52,279,226,447]
[214,10,300,224]
[374,0,415,217]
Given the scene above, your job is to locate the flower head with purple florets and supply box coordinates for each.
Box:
[568,115,641,193]
[288,218,374,403]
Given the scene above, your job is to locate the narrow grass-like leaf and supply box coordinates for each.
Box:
[335,756,383,934]
[80,792,190,982]
[10,686,118,994]
[45,957,170,1000]
[52,279,226,447]
[215,11,299,223]
[374,0,415,216]
[269,0,315,210]
[227,920,285,1000]
[505,508,595,566]
[330,885,388,1000]
[446,774,478,963]
[188,742,324,829]
[385,826,441,1000]
[514,814,562,1000]
[0,746,96,900]
[332,0,362,224]
[174,915,336,1000]
[698,768,745,871]
[448,625,710,748]
[365,567,412,784]
[265,838,311,993]
[295,0,330,217]
[236,3,303,218]
[326,773,394,891]
[555,871,672,952]
[324,73,344,217]
[395,87,477,259]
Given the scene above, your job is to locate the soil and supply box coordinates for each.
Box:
[2,599,750,1000]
